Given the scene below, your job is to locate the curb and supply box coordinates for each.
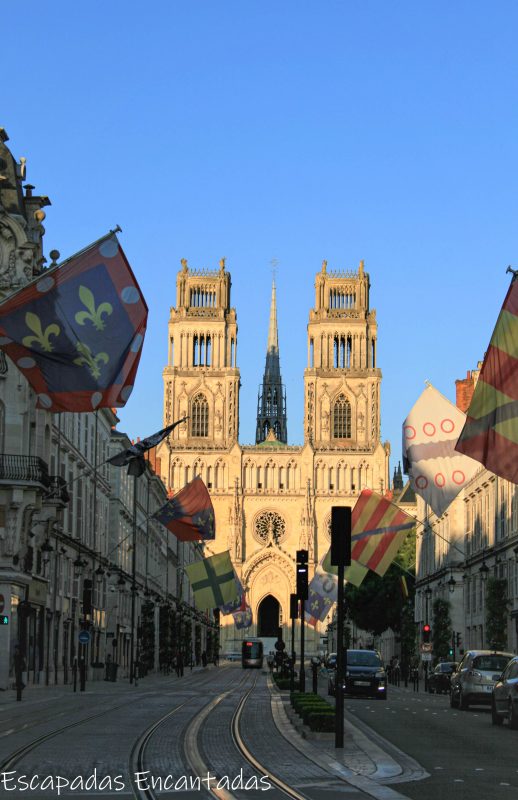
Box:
[268,677,418,800]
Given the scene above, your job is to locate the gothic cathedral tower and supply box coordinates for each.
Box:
[161,258,240,489]
[304,259,387,494]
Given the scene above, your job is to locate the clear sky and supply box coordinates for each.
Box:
[3,1,518,472]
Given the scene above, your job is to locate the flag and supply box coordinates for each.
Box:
[0,233,148,412]
[233,594,252,629]
[304,568,337,625]
[184,551,240,611]
[153,476,215,539]
[220,572,244,615]
[456,274,518,483]
[322,550,369,588]
[403,385,480,516]
[351,490,415,576]
[109,417,186,477]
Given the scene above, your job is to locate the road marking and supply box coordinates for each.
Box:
[500,783,511,786]
[454,779,465,783]
[475,769,484,772]
[434,767,444,770]
[0,729,14,738]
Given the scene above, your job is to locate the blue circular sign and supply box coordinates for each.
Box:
[78,630,90,644]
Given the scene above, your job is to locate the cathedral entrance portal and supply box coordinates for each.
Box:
[257,595,280,637]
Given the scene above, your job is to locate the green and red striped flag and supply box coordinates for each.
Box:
[455,274,518,483]
[184,551,240,611]
[351,490,415,576]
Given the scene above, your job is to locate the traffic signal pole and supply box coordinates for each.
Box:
[331,506,351,750]
[296,551,308,694]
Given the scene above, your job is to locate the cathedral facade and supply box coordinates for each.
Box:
[158,258,390,654]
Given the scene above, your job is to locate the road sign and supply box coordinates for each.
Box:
[421,653,432,662]
[0,594,4,614]
[78,630,90,645]
[421,643,432,653]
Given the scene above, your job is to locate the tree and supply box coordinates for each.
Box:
[485,577,508,650]
[344,530,416,638]
[432,598,452,660]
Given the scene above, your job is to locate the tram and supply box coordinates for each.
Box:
[241,638,264,669]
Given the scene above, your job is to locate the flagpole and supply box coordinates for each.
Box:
[130,474,137,685]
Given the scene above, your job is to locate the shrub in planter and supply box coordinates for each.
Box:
[307,712,335,732]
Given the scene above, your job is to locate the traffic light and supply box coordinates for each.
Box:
[0,615,8,625]
[290,593,299,620]
[449,646,454,657]
[456,632,462,648]
[296,550,309,600]
[423,623,431,643]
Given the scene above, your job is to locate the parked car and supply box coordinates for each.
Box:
[450,650,515,710]
[491,655,518,728]
[428,662,458,694]
[328,649,387,699]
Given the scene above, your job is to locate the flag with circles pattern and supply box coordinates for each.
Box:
[403,384,480,517]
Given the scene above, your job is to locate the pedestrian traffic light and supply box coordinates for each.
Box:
[456,632,462,648]
[423,624,431,643]
[0,615,8,625]
[449,646,454,657]
[296,550,309,600]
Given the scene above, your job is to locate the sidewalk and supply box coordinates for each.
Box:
[269,676,428,800]
[0,663,213,710]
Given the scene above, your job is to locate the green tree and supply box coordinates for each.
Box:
[432,598,452,659]
[344,530,416,639]
[485,577,508,650]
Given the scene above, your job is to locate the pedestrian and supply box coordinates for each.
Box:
[393,657,401,687]
[13,645,26,694]
[176,650,184,678]
[201,650,207,668]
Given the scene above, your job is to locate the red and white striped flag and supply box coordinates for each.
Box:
[351,490,415,576]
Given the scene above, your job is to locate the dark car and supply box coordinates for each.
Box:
[328,649,387,699]
[428,661,458,694]
[491,655,518,728]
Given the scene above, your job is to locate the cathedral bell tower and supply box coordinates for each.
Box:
[162,258,240,459]
[304,260,381,451]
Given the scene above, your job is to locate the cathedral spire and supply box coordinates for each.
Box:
[256,279,288,443]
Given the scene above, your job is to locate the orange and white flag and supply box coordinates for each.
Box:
[351,490,414,576]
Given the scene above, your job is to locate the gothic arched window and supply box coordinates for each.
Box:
[191,393,209,437]
[332,394,351,439]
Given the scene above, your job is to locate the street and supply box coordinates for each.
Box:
[321,675,518,800]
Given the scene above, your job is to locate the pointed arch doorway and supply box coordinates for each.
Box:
[257,595,280,637]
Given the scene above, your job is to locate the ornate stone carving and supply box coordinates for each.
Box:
[253,510,286,547]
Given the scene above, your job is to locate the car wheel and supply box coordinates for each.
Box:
[459,690,469,711]
[509,700,518,730]
[491,699,503,726]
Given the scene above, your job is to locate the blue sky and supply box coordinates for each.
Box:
[3,2,518,471]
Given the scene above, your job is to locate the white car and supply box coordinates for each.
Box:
[450,650,515,710]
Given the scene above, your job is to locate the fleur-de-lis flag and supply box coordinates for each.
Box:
[152,475,215,538]
[0,232,148,412]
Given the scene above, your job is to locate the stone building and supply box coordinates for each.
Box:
[0,130,207,689]
[415,368,518,660]
[158,257,391,655]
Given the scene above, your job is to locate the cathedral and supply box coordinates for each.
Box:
[157,258,390,654]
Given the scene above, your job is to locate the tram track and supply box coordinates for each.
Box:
[0,667,228,777]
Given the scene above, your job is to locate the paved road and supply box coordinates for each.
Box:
[320,675,518,800]
[0,665,388,800]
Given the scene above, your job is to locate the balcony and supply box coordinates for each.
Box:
[0,454,51,487]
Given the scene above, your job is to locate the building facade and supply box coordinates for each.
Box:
[158,257,391,655]
[415,367,518,661]
[0,130,211,690]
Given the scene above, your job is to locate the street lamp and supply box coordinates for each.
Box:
[95,565,105,584]
[479,561,490,582]
[41,539,54,565]
[73,556,86,578]
[448,574,457,594]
